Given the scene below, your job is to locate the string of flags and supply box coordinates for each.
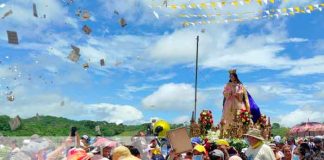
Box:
[151,0,290,9]
[177,3,324,19]
[182,3,324,27]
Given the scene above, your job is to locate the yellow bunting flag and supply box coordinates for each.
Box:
[200,3,207,9]
[221,1,226,7]
[170,4,177,9]
[269,0,275,4]
[308,5,314,11]
[294,7,300,13]
[257,0,262,6]
[320,3,324,7]
[190,3,197,8]
[181,4,186,9]
[282,8,287,13]
[244,0,251,4]
[210,2,217,8]
[232,1,239,7]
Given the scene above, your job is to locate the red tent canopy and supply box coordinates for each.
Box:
[289,122,324,137]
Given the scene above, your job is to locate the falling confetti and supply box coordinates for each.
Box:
[33,3,38,17]
[119,18,127,27]
[7,31,19,44]
[82,10,90,20]
[83,63,89,69]
[7,94,14,102]
[1,10,12,19]
[82,25,92,34]
[67,45,80,62]
[100,59,105,66]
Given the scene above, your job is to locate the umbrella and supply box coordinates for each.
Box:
[92,137,117,148]
[289,122,324,137]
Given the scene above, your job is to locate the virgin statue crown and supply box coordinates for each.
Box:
[228,69,236,74]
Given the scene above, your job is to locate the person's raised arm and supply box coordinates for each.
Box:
[46,137,72,160]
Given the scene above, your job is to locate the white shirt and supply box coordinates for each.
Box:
[245,144,276,160]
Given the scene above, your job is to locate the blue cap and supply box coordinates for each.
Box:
[191,137,202,144]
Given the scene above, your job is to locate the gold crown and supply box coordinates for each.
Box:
[228,69,236,74]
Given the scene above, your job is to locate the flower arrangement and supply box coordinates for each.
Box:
[229,138,249,153]
[205,130,220,143]
[198,110,214,131]
[258,114,269,128]
[236,109,252,126]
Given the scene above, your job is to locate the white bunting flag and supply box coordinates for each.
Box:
[153,11,159,19]
[217,2,222,8]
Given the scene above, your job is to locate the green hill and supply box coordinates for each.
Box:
[0,115,148,136]
[0,115,289,137]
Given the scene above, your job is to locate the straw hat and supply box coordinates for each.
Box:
[243,128,264,141]
[112,146,140,160]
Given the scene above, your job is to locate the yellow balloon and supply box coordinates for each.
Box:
[153,120,171,138]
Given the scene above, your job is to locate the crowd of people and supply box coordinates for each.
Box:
[0,128,323,160]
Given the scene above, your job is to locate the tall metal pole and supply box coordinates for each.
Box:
[194,36,199,121]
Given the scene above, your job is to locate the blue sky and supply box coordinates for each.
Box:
[0,0,324,127]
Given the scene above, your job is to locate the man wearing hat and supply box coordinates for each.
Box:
[313,136,324,160]
[243,128,275,160]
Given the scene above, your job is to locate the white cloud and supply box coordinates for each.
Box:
[147,73,176,81]
[278,106,324,127]
[0,87,143,124]
[278,38,308,43]
[173,115,190,124]
[142,83,206,110]
[147,23,294,70]
[313,39,324,52]
[86,103,143,124]
[283,55,324,76]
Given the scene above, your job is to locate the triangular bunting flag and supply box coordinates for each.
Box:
[217,2,223,8]
[239,1,244,5]
[257,0,262,6]
[288,8,294,12]
[244,0,251,4]
[221,1,226,7]
[282,8,287,13]
[274,14,279,18]
[308,5,314,11]
[294,7,300,13]
[181,4,187,9]
[269,0,275,4]
[232,1,239,7]
[170,4,177,9]
[190,3,197,8]
[210,2,217,8]
[263,0,268,5]
[200,3,207,9]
